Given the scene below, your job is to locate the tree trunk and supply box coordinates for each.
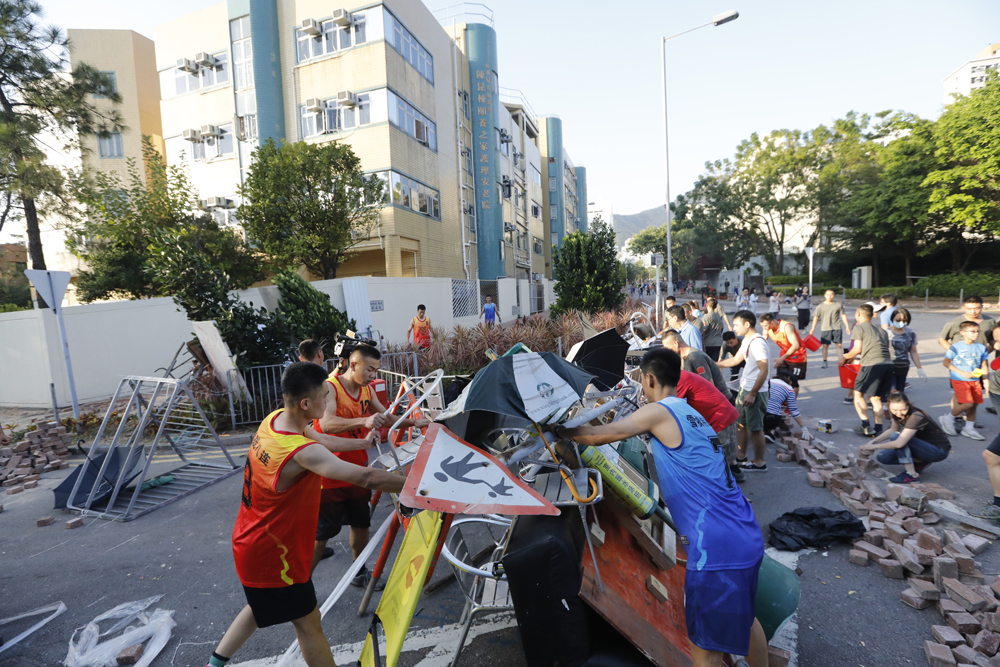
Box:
[950,231,962,273]
[21,193,49,309]
[321,255,339,280]
[872,249,880,288]
[904,250,913,287]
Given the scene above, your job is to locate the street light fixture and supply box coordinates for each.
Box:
[661,10,739,298]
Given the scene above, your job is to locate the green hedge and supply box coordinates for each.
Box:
[842,287,917,300]
[914,272,1000,299]
[768,275,808,284]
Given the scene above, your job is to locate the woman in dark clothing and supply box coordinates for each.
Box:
[859,391,950,484]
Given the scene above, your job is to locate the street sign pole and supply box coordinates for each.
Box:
[25,270,80,421]
[806,247,815,303]
[651,254,664,329]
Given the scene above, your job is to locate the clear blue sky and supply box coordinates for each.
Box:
[38,0,1000,218]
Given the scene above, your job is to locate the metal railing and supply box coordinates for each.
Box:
[432,2,494,27]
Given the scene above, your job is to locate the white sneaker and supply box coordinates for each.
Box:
[938,415,957,436]
[962,426,985,441]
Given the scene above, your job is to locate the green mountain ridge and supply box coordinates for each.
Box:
[611,206,668,247]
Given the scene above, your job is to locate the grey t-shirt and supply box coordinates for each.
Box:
[891,327,918,365]
[851,321,891,367]
[683,348,730,398]
[700,311,725,348]
[940,315,996,348]
[813,301,844,332]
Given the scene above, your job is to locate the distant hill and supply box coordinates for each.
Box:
[611,206,667,247]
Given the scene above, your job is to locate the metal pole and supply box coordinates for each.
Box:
[49,383,60,424]
[925,289,929,308]
[960,288,963,307]
[661,37,674,297]
[655,264,662,329]
[52,294,80,421]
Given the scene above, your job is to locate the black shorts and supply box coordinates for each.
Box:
[777,362,807,387]
[243,580,317,628]
[763,413,784,434]
[855,364,894,399]
[820,330,842,346]
[316,487,372,541]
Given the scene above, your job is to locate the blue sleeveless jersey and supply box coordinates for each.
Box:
[484,302,496,321]
[650,397,764,571]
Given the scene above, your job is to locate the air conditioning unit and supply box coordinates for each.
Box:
[195,52,216,67]
[176,58,196,72]
[499,129,512,144]
[300,18,322,36]
[205,196,230,208]
[331,9,352,26]
[304,97,323,112]
[532,273,544,281]
[337,91,357,107]
[350,229,363,240]
[182,128,201,142]
[503,222,516,232]
[200,124,219,137]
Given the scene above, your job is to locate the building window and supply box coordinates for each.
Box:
[200,53,228,88]
[217,123,234,155]
[98,132,124,158]
[550,205,558,220]
[532,236,543,255]
[94,71,117,99]
[383,171,440,220]
[466,201,476,232]
[462,90,470,119]
[387,89,436,150]
[231,16,254,91]
[300,106,322,137]
[463,145,473,175]
[530,163,541,187]
[295,10,371,63]
[383,8,433,84]
[531,200,541,218]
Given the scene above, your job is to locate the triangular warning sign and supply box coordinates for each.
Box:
[400,424,559,516]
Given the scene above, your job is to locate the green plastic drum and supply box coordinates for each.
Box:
[755,552,801,642]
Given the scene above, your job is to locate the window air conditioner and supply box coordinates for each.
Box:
[195,52,216,67]
[300,18,322,36]
[200,124,219,137]
[206,196,230,208]
[499,129,512,144]
[182,128,201,142]
[176,58,196,72]
[304,97,323,112]
[336,90,357,107]
[532,273,544,281]
[503,222,516,232]
[331,9,352,26]
[350,229,362,240]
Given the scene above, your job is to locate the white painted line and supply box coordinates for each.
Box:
[230,612,517,667]
[765,546,811,667]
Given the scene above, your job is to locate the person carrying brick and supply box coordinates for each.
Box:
[808,288,850,369]
[550,348,768,667]
[939,320,989,442]
[311,345,429,586]
[207,362,405,667]
[759,313,807,396]
[859,391,950,484]
[717,310,771,472]
[938,295,997,428]
[972,323,1000,519]
[841,303,893,437]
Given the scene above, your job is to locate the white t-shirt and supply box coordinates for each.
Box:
[768,295,780,312]
[738,332,770,392]
[749,293,759,313]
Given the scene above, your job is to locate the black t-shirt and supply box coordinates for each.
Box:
[892,410,951,452]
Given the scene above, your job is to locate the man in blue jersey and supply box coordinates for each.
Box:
[552,348,767,667]
[481,295,501,327]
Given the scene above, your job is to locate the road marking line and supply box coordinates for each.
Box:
[230,612,517,667]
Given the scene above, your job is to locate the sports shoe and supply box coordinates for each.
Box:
[961,426,985,441]
[351,567,386,590]
[852,425,874,437]
[822,360,828,369]
[730,464,746,484]
[843,396,854,405]
[987,406,998,415]
[904,381,912,390]
[763,433,776,444]
[889,471,919,484]
[938,415,958,436]
[741,462,767,472]
[969,504,1000,520]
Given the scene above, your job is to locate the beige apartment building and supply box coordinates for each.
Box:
[943,42,1000,105]
[154,0,586,285]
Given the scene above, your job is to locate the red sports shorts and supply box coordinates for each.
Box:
[951,379,984,405]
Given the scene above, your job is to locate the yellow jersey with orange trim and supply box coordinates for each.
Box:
[313,373,372,490]
[232,410,320,588]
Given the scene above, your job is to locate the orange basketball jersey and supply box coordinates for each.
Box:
[313,373,372,490]
[232,410,320,588]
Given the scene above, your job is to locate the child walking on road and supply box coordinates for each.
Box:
[940,321,990,441]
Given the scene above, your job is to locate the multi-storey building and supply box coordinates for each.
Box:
[943,42,1000,105]
[154,1,586,282]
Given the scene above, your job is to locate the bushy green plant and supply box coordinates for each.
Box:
[272,268,355,352]
[842,286,917,299]
[0,302,29,313]
[767,275,809,284]
[551,215,625,316]
[913,272,1000,299]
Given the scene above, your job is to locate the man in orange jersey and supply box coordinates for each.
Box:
[760,313,807,397]
[311,345,429,586]
[406,304,433,348]
[207,362,405,667]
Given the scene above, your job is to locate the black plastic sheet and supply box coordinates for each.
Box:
[768,506,866,551]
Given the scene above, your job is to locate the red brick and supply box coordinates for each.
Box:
[886,523,910,544]
[903,517,925,534]
[776,451,794,462]
[973,586,999,612]
[920,529,946,554]
[902,588,934,609]
[856,540,892,562]
[767,645,791,667]
[887,540,924,574]
[964,535,991,556]
[806,472,824,487]
[925,640,958,667]
[863,530,886,548]
[896,507,918,519]
[5,485,23,495]
[944,578,989,612]
[937,558,961,589]
[879,558,905,579]
[849,549,869,566]
[949,611,982,635]
[953,644,979,664]
[912,578,943,600]
[914,545,939,567]
[23,480,37,489]
[66,517,83,529]
[933,625,967,648]
[115,644,144,666]
[941,598,966,618]
[36,516,54,527]
[972,630,1000,657]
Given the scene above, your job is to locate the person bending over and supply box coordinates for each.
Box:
[208,362,405,667]
[551,348,767,667]
[859,392,950,485]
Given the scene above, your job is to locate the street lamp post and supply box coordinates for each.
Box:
[661,10,739,297]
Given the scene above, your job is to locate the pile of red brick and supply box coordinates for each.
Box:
[1,422,72,496]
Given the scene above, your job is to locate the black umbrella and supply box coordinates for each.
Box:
[53,447,147,510]
[565,328,630,391]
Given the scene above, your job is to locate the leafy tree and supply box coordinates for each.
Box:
[0,0,123,282]
[238,139,386,279]
[0,263,30,309]
[551,215,624,315]
[70,136,261,301]
[622,259,650,284]
[272,268,355,350]
[925,74,1000,260]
